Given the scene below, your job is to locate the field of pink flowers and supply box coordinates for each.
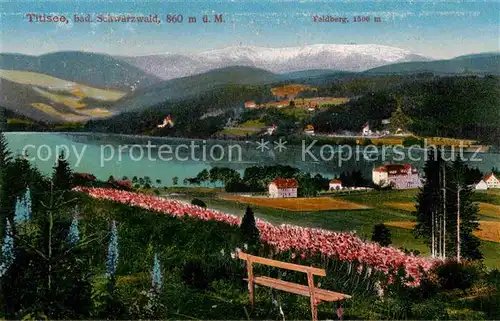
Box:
[74,187,439,284]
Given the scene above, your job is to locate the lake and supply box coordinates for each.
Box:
[5,132,500,185]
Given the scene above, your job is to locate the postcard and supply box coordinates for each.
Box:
[0,0,499,320]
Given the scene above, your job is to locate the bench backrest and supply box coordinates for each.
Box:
[237,251,326,277]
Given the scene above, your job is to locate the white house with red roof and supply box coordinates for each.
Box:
[268,178,298,198]
[329,179,343,191]
[372,164,421,189]
[474,179,488,190]
[244,100,257,109]
[484,173,500,189]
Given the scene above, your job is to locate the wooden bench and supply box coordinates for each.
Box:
[237,251,352,321]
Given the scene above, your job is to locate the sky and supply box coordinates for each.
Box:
[0,0,499,59]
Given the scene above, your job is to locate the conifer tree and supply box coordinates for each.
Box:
[0,131,12,187]
[0,131,12,232]
[1,155,43,226]
[447,157,482,260]
[240,206,260,253]
[52,151,73,192]
[414,149,444,258]
[414,151,482,261]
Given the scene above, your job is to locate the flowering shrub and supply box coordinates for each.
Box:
[106,220,119,278]
[74,187,439,284]
[14,188,32,224]
[151,253,162,293]
[0,220,15,277]
[68,207,80,246]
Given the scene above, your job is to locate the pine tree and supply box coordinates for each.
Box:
[446,158,482,261]
[240,206,260,253]
[414,149,444,258]
[414,151,482,261]
[52,151,73,192]
[0,131,12,187]
[0,219,14,277]
[389,96,413,133]
[0,131,12,231]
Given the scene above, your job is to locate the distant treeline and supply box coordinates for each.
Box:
[184,165,372,196]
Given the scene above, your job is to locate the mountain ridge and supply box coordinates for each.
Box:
[119,44,431,80]
[366,53,500,75]
[0,51,161,90]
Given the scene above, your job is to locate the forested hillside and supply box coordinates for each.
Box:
[80,75,500,144]
[86,84,274,138]
[312,75,500,144]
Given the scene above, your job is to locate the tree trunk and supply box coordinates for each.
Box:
[442,164,446,259]
[457,187,461,262]
[431,210,435,258]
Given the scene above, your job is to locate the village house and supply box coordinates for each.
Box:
[157,115,174,128]
[268,178,298,198]
[329,179,343,191]
[244,100,257,109]
[267,124,277,135]
[484,173,500,189]
[304,124,315,136]
[474,179,488,190]
[361,122,372,136]
[276,101,288,108]
[372,164,421,189]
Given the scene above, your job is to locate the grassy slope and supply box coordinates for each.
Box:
[0,69,125,100]
[0,69,124,122]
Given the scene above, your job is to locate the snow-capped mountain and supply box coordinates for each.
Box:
[119,44,431,80]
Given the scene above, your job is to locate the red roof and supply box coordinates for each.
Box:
[374,164,416,175]
[484,173,497,182]
[270,178,298,189]
[330,179,342,184]
[244,101,257,107]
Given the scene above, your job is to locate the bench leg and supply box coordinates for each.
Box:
[247,258,255,311]
[310,298,318,321]
[248,281,255,311]
[307,272,318,321]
